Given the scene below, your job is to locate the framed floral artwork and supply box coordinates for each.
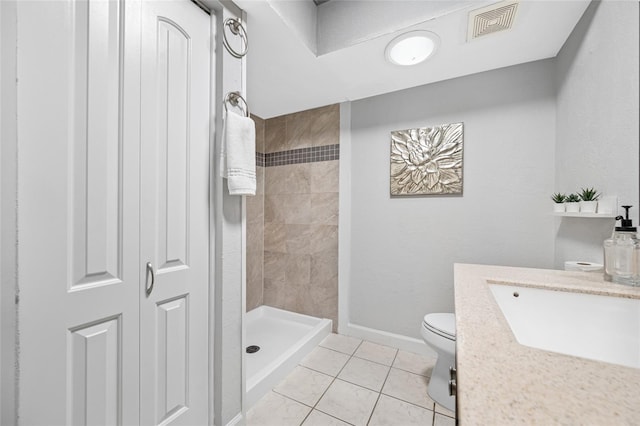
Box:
[390,122,463,196]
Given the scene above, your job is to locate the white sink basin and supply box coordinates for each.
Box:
[489,284,640,369]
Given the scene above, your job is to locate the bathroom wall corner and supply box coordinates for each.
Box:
[246,114,265,312]
[338,101,351,336]
[213,5,246,426]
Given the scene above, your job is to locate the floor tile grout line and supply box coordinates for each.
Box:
[259,337,450,426]
[379,384,437,413]
[380,392,436,414]
[296,364,334,379]
[302,339,369,425]
[377,347,454,421]
[391,367,430,377]
[274,337,359,426]
[431,405,436,426]
[271,388,315,410]
[300,345,355,425]
[312,407,356,426]
[330,375,387,395]
[365,347,399,425]
[317,343,361,358]
[365,392,383,426]
[351,353,396,368]
[269,389,356,426]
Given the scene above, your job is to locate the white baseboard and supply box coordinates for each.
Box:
[343,323,436,357]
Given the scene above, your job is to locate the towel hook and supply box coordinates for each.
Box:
[224,91,250,117]
[222,18,248,59]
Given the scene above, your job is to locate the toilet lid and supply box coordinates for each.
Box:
[423,313,456,338]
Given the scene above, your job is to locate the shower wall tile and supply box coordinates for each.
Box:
[265,116,285,153]
[264,275,287,308]
[255,161,265,195]
[311,193,339,226]
[247,228,263,257]
[247,195,264,230]
[252,115,266,154]
[246,249,263,312]
[265,194,312,225]
[261,104,340,331]
[311,250,339,284]
[266,164,311,194]
[264,251,286,288]
[247,115,265,313]
[285,254,311,289]
[309,104,340,147]
[284,194,312,225]
[285,224,311,255]
[264,253,303,312]
[286,111,312,150]
[310,161,339,193]
[310,225,338,255]
[301,277,339,323]
[264,222,286,253]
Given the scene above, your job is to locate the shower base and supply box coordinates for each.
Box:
[245,305,332,409]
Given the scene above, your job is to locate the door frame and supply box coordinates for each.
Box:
[1,1,18,424]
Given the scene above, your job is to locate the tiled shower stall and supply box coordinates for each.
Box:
[247,104,340,330]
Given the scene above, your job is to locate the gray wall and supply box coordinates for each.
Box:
[348,59,557,338]
[555,1,640,267]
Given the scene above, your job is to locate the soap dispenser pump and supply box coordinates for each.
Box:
[603,206,638,284]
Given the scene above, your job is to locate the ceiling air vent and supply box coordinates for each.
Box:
[468,1,519,41]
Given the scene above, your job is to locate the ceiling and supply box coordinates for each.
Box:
[234,0,591,119]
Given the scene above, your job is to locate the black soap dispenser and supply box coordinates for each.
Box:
[603,206,638,284]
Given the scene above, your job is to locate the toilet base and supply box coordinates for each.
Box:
[427,352,456,412]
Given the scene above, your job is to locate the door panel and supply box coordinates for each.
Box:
[18,0,210,424]
[17,0,141,424]
[140,2,210,425]
[156,18,190,271]
[156,297,189,422]
[69,316,121,425]
[69,0,124,290]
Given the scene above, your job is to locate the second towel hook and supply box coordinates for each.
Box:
[222,18,248,58]
[224,91,250,117]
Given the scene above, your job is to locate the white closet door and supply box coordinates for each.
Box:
[17,0,141,424]
[139,1,211,425]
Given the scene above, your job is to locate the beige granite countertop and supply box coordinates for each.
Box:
[454,264,640,425]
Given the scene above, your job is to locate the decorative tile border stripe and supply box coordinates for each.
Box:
[255,144,339,167]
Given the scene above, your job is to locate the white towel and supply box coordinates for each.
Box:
[220,110,256,195]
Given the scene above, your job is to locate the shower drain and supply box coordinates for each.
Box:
[246,345,260,354]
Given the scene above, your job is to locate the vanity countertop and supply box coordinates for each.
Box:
[454,264,640,425]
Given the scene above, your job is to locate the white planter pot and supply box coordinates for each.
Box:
[565,202,580,213]
[553,203,565,213]
[580,200,598,213]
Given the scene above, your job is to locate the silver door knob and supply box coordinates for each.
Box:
[145,262,155,296]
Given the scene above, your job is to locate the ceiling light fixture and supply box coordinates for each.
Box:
[385,30,440,66]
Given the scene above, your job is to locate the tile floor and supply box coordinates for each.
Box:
[247,334,456,426]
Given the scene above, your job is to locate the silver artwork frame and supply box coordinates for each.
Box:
[390,123,464,196]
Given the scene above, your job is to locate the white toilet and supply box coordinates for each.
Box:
[421,313,456,412]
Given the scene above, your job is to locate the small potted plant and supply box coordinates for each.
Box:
[579,187,600,213]
[565,193,581,212]
[551,193,566,213]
